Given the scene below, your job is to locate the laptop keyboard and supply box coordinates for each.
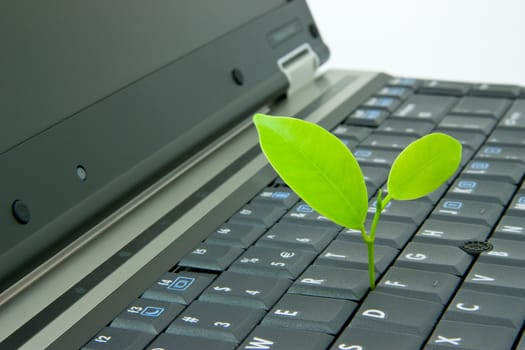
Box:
[82,77,525,350]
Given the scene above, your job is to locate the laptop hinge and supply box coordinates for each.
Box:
[277,43,320,96]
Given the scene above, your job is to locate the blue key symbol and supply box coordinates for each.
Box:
[471,162,489,170]
[140,306,164,318]
[444,201,463,210]
[484,147,502,155]
[355,150,372,158]
[379,98,394,107]
[272,192,290,199]
[458,180,477,189]
[297,204,314,213]
[364,110,381,120]
[168,276,195,291]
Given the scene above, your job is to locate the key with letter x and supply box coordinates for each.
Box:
[426,320,517,349]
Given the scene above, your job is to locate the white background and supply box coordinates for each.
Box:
[307,0,525,86]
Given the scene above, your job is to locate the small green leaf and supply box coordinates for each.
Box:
[253,114,368,229]
[387,132,462,200]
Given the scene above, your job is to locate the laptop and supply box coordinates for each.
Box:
[1,1,524,349]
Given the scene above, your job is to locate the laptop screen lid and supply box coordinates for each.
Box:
[0,0,328,293]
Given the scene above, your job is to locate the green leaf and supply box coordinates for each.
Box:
[253,114,368,229]
[387,132,462,200]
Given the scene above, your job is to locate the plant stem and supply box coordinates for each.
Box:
[367,189,387,290]
[360,189,390,290]
[366,240,375,289]
[360,225,375,290]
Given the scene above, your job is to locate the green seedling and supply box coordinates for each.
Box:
[253,113,462,289]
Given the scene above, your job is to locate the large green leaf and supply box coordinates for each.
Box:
[387,132,462,200]
[253,114,368,229]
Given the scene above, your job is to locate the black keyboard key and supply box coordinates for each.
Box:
[262,293,357,334]
[251,187,299,209]
[142,271,215,305]
[388,77,420,89]
[346,108,389,127]
[316,241,398,274]
[229,204,286,228]
[205,223,265,248]
[289,265,369,301]
[339,219,417,249]
[470,83,521,98]
[463,159,525,183]
[332,326,423,350]
[257,222,337,253]
[418,80,470,96]
[448,177,515,205]
[377,266,459,304]
[110,299,184,334]
[377,118,435,136]
[332,124,372,142]
[350,292,442,337]
[425,320,517,350]
[435,129,486,151]
[229,246,316,279]
[363,96,401,112]
[444,289,525,329]
[487,128,525,147]
[393,94,458,123]
[361,165,389,188]
[463,262,525,298]
[450,96,511,119]
[438,115,496,135]
[476,144,525,164]
[376,86,412,99]
[240,325,334,350]
[493,215,525,241]
[499,99,525,129]
[368,198,432,226]
[82,327,154,350]
[199,271,290,310]
[361,133,416,149]
[166,301,265,344]
[479,238,525,268]
[396,242,472,276]
[431,198,504,227]
[353,147,399,168]
[178,243,243,271]
[413,219,490,246]
[282,203,340,228]
[145,333,236,350]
